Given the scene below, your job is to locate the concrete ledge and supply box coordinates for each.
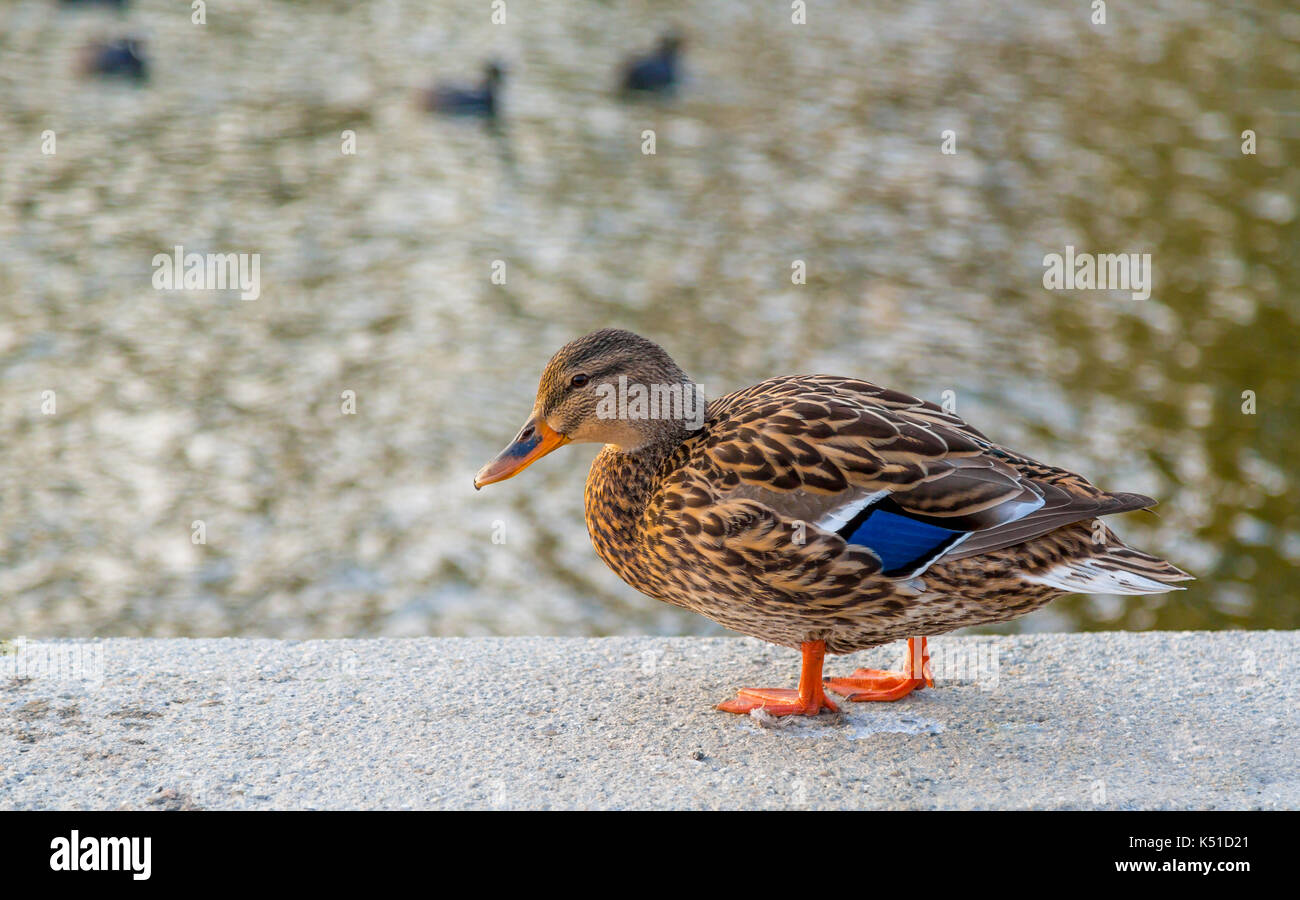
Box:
[2,632,1295,810]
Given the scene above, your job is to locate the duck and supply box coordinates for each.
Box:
[420,62,504,118]
[619,32,683,94]
[474,329,1192,716]
[78,37,147,81]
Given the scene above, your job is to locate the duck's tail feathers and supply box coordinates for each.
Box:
[1025,531,1194,596]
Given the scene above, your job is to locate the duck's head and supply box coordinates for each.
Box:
[474,328,701,489]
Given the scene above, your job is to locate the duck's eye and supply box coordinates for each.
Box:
[570,374,589,388]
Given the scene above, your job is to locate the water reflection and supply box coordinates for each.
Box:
[0,0,1294,638]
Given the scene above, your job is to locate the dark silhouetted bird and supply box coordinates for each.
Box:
[420,62,504,118]
[620,32,683,94]
[78,37,148,81]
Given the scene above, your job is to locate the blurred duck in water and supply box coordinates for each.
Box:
[420,62,504,118]
[620,32,683,94]
[78,37,148,81]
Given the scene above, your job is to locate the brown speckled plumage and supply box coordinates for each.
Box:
[579,354,1190,654]
[483,329,1192,658]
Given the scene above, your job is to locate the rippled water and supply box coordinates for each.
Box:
[1,0,1296,638]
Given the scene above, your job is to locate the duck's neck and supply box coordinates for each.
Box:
[588,434,681,508]
[584,434,688,594]
[584,433,686,547]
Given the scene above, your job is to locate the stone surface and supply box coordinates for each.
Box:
[1,632,1294,809]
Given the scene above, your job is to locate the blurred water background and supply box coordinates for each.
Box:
[0,0,1296,638]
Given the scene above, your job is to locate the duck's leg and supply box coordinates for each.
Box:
[825,636,933,702]
[716,640,839,716]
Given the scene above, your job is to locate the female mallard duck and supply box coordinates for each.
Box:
[475,329,1191,716]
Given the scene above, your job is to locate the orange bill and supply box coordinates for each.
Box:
[474,416,570,489]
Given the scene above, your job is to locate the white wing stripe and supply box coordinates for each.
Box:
[813,490,888,534]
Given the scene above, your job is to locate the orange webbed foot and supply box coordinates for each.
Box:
[825,637,934,703]
[716,640,839,717]
[717,687,838,716]
[824,670,928,701]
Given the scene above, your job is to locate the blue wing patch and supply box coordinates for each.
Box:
[839,506,968,577]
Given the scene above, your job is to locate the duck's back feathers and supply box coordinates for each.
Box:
[667,375,1184,587]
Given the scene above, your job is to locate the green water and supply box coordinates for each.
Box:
[0,0,1296,638]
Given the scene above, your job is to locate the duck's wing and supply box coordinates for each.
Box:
[648,487,886,599]
[681,375,1154,580]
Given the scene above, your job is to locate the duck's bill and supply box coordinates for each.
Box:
[473,417,571,489]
